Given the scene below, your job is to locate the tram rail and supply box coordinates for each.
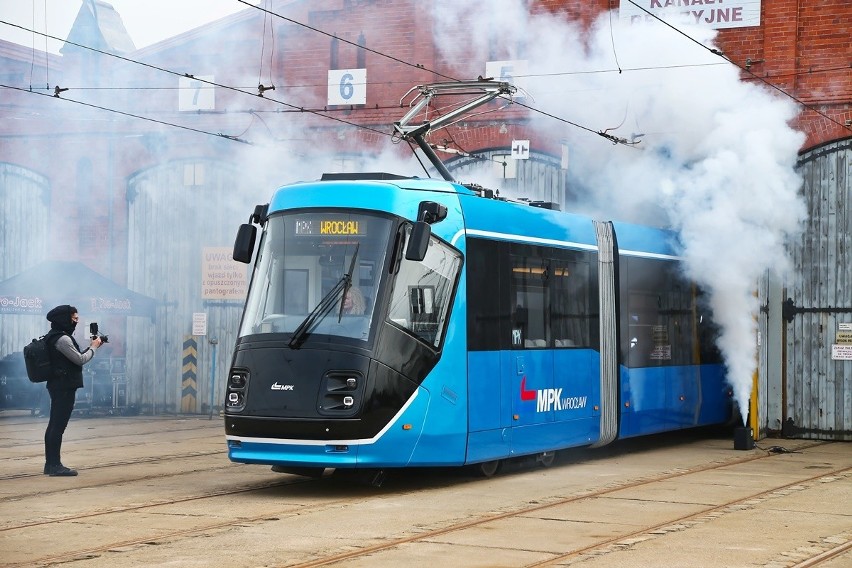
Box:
[5,440,848,568]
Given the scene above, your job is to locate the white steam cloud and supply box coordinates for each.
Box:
[433,1,807,424]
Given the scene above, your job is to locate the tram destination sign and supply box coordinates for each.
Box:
[294,219,365,237]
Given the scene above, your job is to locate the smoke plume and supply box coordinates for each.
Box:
[433,1,807,424]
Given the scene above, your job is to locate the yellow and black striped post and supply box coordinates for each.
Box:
[181,336,198,413]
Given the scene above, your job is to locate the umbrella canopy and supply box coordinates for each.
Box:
[0,261,157,318]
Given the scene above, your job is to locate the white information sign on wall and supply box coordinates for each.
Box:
[485,60,528,97]
[192,312,207,336]
[328,69,367,105]
[620,0,762,30]
[201,247,248,300]
[839,323,852,331]
[178,75,215,111]
[832,344,852,361]
[511,140,530,160]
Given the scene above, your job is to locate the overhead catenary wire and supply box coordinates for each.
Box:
[27,0,50,91]
[236,1,637,146]
[0,17,620,148]
[0,82,252,144]
[2,12,758,149]
[0,20,393,141]
[257,0,276,96]
[235,0,457,82]
[12,57,847,94]
[7,2,842,149]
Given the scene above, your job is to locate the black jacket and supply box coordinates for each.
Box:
[47,330,85,391]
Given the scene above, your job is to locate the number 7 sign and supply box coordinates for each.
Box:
[178,75,215,111]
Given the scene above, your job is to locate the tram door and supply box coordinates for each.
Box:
[507,251,555,456]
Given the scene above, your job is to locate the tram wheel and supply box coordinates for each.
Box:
[537,451,556,468]
[475,460,502,478]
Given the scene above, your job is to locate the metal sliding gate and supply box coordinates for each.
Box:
[778,139,851,441]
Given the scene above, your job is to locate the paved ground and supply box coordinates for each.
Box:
[0,411,850,567]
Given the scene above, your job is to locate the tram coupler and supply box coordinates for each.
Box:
[270,465,326,478]
[331,468,388,487]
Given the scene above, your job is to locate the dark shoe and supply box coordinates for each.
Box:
[48,465,78,477]
[44,463,53,475]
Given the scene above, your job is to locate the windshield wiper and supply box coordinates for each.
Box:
[337,244,360,323]
[288,244,359,349]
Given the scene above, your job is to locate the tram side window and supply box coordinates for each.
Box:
[511,254,548,348]
[387,227,462,348]
[509,248,596,350]
[550,260,591,348]
[696,289,724,364]
[466,238,502,351]
[465,238,598,351]
[623,258,695,367]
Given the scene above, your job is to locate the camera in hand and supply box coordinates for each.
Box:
[89,322,109,343]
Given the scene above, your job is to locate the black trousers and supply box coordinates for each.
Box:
[44,388,77,466]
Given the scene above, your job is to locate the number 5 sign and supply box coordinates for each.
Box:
[328,68,367,105]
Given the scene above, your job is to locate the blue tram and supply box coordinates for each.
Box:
[225,173,732,478]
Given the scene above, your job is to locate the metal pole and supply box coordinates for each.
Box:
[208,337,218,419]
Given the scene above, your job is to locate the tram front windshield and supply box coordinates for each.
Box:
[239,211,393,343]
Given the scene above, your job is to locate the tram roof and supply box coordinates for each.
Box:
[270,173,681,259]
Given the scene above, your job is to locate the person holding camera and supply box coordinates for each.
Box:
[42,304,103,477]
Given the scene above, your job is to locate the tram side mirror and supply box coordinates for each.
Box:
[405,201,446,261]
[233,224,257,264]
[405,222,430,261]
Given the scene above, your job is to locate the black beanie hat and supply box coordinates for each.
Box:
[46,305,78,332]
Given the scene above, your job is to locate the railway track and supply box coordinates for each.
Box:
[286,448,850,568]
[0,415,223,451]
[5,440,849,568]
[0,448,226,485]
[0,415,224,485]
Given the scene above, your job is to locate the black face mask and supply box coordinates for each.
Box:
[47,305,79,335]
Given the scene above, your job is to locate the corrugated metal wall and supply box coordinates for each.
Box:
[0,164,50,357]
[125,160,246,414]
[784,138,851,440]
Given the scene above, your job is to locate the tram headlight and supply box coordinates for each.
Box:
[318,371,364,416]
[226,369,249,412]
[228,370,249,389]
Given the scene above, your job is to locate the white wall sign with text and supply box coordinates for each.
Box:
[328,69,367,105]
[201,247,248,300]
[620,0,761,29]
[192,312,207,336]
[485,60,528,98]
[178,75,215,111]
[511,140,530,160]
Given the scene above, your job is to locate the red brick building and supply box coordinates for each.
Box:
[1,0,849,428]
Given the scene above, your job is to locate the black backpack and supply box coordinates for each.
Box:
[23,332,59,383]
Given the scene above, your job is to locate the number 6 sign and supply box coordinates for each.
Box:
[327,68,367,105]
